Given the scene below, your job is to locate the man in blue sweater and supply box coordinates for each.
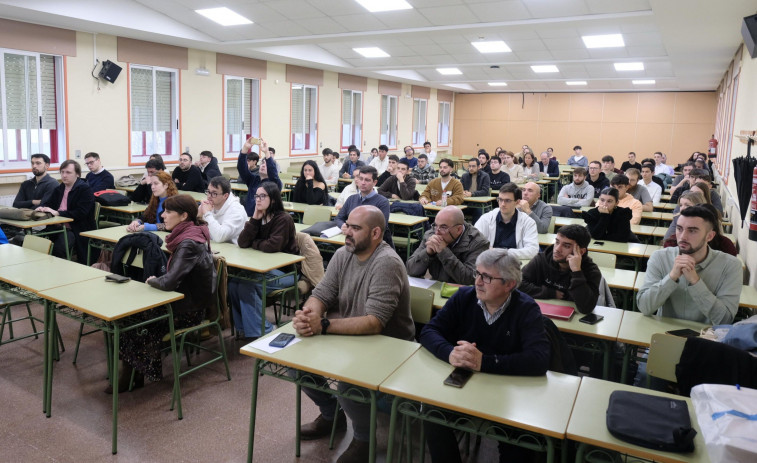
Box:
[335,165,394,249]
[419,248,550,463]
[237,136,281,216]
[84,152,114,193]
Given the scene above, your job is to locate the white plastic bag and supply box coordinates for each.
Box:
[691,383,757,463]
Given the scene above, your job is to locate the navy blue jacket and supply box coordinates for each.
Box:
[42,178,96,263]
[237,151,282,216]
[85,169,115,193]
[537,160,560,177]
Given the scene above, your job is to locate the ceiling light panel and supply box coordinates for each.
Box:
[566,81,587,86]
[632,80,656,85]
[195,8,252,26]
[531,65,559,73]
[472,41,511,53]
[356,0,413,13]
[437,68,462,75]
[614,62,644,71]
[488,82,508,87]
[582,34,625,48]
[353,47,390,58]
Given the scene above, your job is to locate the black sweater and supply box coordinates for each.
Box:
[582,206,637,243]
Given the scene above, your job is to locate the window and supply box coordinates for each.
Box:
[291,84,317,154]
[341,89,362,151]
[412,98,427,147]
[0,49,66,169]
[380,95,397,149]
[225,76,260,157]
[438,101,451,146]
[129,65,179,163]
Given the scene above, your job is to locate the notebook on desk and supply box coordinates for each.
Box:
[537,301,575,320]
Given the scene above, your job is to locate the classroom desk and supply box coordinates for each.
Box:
[552,217,662,240]
[80,226,169,265]
[617,311,709,384]
[294,222,346,246]
[336,177,354,191]
[39,277,183,454]
[462,195,494,214]
[240,324,420,463]
[0,215,74,260]
[0,243,53,266]
[99,203,147,224]
[567,376,710,463]
[537,234,648,270]
[380,348,581,463]
[739,285,757,310]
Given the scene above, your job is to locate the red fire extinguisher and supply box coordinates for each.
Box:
[709,135,718,157]
[750,166,757,241]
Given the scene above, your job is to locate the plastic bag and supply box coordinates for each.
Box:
[691,383,757,463]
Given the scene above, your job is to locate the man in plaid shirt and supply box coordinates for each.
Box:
[412,153,437,184]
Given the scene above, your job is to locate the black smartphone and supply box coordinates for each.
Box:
[594,241,605,245]
[579,313,604,325]
[666,328,699,338]
[268,333,296,348]
[105,274,130,283]
[443,367,473,388]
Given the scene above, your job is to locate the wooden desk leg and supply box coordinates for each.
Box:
[385,396,401,463]
[246,358,262,463]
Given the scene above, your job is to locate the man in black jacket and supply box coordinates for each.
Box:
[172,152,204,192]
[519,224,601,314]
[197,150,222,188]
[36,160,97,264]
[13,153,58,209]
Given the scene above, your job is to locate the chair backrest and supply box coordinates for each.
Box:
[302,207,332,225]
[94,202,102,230]
[587,251,616,269]
[410,287,434,325]
[647,333,686,383]
[23,235,53,255]
[121,248,144,268]
[547,215,556,233]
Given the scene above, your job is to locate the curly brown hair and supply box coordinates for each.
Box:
[143,171,178,223]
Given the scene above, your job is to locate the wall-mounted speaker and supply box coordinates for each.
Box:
[742,14,757,59]
[98,60,122,83]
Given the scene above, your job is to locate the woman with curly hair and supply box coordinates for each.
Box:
[126,170,178,232]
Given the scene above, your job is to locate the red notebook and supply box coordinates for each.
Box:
[537,301,575,320]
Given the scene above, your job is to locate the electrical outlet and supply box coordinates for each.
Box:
[75,150,81,159]
[184,146,190,153]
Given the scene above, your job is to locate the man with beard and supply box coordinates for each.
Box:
[637,205,741,324]
[292,205,414,463]
[557,167,594,207]
[13,153,58,208]
[519,224,601,314]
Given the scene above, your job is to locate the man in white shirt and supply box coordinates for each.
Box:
[198,176,248,245]
[368,144,390,176]
[640,164,662,203]
[474,183,539,260]
[319,148,339,186]
[653,151,675,177]
[423,141,437,165]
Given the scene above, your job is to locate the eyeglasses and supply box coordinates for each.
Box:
[253,194,268,201]
[496,197,515,204]
[205,190,222,198]
[84,160,96,166]
[474,270,506,284]
[431,223,460,233]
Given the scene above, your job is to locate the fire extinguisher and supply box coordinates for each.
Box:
[709,135,718,157]
[750,166,757,241]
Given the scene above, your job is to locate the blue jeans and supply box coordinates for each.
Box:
[228,270,295,337]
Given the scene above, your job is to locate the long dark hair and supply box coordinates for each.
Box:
[295,160,326,187]
[257,182,284,220]
[522,152,536,167]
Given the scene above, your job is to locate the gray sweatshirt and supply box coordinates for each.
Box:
[557,181,594,207]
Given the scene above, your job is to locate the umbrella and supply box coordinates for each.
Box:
[732,137,756,228]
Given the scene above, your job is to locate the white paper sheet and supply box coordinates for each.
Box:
[241,335,302,354]
[408,276,436,289]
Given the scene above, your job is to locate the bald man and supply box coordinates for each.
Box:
[517,182,553,234]
[292,205,415,462]
[406,206,490,285]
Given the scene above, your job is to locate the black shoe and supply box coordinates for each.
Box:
[300,411,346,440]
[336,438,369,463]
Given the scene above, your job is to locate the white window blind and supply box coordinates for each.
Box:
[341,89,362,150]
[129,65,179,162]
[291,84,317,153]
[380,94,398,148]
[224,76,260,155]
[438,101,450,146]
[412,98,427,146]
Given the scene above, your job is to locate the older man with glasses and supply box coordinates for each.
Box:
[406,206,489,285]
[198,176,248,244]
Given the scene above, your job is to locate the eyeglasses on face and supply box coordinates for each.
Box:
[497,197,514,204]
[205,190,222,198]
[431,223,460,233]
[253,194,269,201]
[474,270,506,284]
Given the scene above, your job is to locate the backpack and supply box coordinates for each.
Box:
[94,189,131,206]
[110,232,168,282]
[115,175,140,188]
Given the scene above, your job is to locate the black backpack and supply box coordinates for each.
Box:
[94,189,131,206]
[110,232,168,282]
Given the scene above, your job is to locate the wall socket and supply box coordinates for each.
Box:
[75,150,81,159]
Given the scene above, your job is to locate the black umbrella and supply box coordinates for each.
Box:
[732,137,756,228]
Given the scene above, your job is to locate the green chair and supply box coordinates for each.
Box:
[94,202,120,229]
[647,333,686,384]
[302,207,332,225]
[587,251,617,269]
[410,287,434,325]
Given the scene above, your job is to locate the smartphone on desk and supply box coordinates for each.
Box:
[666,328,699,338]
[443,367,473,388]
[579,313,604,325]
[105,274,130,283]
[593,241,605,246]
[268,333,295,348]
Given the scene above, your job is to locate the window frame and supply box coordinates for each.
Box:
[0,48,67,171]
[290,83,318,156]
[412,97,427,148]
[437,101,451,147]
[340,89,363,152]
[379,94,398,150]
[128,63,180,166]
[223,75,261,160]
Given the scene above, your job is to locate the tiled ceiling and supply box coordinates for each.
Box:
[0,0,754,93]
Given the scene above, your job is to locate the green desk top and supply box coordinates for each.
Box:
[740,285,757,309]
[537,234,648,257]
[39,278,183,322]
[294,223,346,245]
[213,242,304,273]
[80,226,169,246]
[633,271,646,290]
[100,203,147,214]
[0,244,53,267]
[379,348,580,439]
[567,377,710,463]
[643,244,662,257]
[183,191,208,202]
[240,324,420,390]
[617,311,709,347]
[597,267,637,290]
[231,183,248,192]
[463,196,494,204]
[0,258,110,293]
[0,215,73,229]
[539,300,624,341]
[284,201,337,216]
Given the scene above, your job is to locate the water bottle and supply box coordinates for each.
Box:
[441,191,447,207]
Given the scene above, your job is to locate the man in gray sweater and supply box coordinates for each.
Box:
[557,167,594,207]
[292,205,415,463]
[517,182,553,234]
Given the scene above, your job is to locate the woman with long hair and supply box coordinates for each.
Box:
[501,151,525,184]
[127,171,178,232]
[292,160,330,205]
[521,151,540,181]
[581,187,638,242]
[228,183,299,341]
[116,194,216,391]
[664,190,706,240]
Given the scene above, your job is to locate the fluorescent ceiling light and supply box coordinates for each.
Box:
[488,82,508,87]
[582,34,624,48]
[195,7,252,26]
[356,0,412,13]
[437,68,462,75]
[614,62,644,71]
[566,81,587,86]
[472,41,511,53]
[531,65,559,73]
[633,79,656,85]
[353,47,390,58]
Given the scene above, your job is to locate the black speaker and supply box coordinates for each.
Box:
[98,60,122,83]
[742,14,757,59]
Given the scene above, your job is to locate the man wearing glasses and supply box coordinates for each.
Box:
[83,152,115,193]
[474,183,539,260]
[198,176,247,245]
[406,206,489,285]
[419,248,550,462]
[403,145,418,169]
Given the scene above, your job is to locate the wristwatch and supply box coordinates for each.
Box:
[320,318,330,335]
